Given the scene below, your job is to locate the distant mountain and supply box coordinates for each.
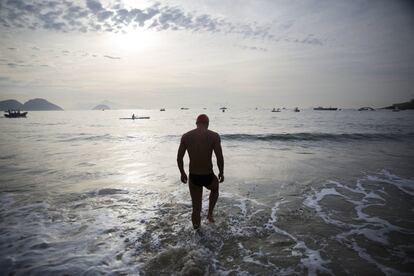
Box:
[23,98,63,111]
[0,99,23,111]
[384,99,414,110]
[99,100,128,109]
[93,104,110,110]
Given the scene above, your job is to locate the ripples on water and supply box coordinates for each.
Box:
[0,109,413,275]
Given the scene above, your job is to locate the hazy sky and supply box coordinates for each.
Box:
[0,0,413,109]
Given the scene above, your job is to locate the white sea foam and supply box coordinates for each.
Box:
[367,169,414,196]
[1,109,414,275]
[126,190,334,275]
[1,171,412,275]
[303,170,414,275]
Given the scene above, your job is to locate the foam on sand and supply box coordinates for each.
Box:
[1,170,412,275]
[303,170,414,275]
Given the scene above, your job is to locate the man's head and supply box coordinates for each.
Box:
[196,114,209,128]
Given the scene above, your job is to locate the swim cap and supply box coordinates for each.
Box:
[196,114,209,124]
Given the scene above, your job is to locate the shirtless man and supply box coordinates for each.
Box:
[177,114,224,229]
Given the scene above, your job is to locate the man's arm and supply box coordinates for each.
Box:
[213,134,224,182]
[177,135,188,183]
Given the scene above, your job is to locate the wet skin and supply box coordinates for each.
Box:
[177,122,224,229]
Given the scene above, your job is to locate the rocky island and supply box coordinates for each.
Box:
[93,104,110,110]
[383,99,414,110]
[0,99,23,111]
[0,98,63,111]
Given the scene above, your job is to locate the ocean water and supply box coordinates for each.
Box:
[0,108,413,275]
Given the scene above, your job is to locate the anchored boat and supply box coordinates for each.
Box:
[4,110,28,118]
[120,117,150,120]
[120,114,150,120]
[313,106,338,111]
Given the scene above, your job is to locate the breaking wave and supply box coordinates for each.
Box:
[221,132,414,142]
[54,132,414,144]
[0,170,412,275]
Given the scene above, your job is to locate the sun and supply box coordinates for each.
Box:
[105,27,160,52]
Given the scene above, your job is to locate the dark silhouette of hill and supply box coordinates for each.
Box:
[0,99,23,111]
[93,104,110,110]
[384,99,414,110]
[23,98,63,111]
[0,98,63,111]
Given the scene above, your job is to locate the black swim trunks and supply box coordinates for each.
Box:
[189,173,215,188]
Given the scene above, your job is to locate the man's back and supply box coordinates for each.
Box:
[181,128,220,175]
[177,114,224,229]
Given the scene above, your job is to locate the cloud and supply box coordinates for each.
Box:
[0,0,323,45]
[103,55,121,59]
[301,34,322,45]
[0,60,31,68]
[0,45,123,69]
[86,0,103,13]
[236,44,268,52]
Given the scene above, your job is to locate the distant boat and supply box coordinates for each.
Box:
[294,107,300,112]
[120,117,150,120]
[313,106,338,111]
[4,110,27,118]
[271,108,280,112]
[220,107,227,113]
[160,108,166,111]
[120,114,150,120]
[358,107,375,111]
[392,106,401,112]
[180,107,189,110]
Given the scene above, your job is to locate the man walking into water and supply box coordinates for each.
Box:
[177,114,224,229]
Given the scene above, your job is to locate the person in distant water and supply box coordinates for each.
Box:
[132,114,135,120]
[177,114,224,230]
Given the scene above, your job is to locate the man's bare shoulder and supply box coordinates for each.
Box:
[184,129,197,135]
[207,130,220,140]
[182,129,197,139]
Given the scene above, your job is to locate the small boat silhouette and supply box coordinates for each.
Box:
[4,110,27,118]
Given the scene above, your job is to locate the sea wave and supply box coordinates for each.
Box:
[220,132,414,142]
[54,132,414,143]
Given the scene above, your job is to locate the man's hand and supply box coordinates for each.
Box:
[181,172,188,184]
[218,172,224,183]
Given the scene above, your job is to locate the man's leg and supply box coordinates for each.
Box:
[189,181,203,229]
[206,175,219,223]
